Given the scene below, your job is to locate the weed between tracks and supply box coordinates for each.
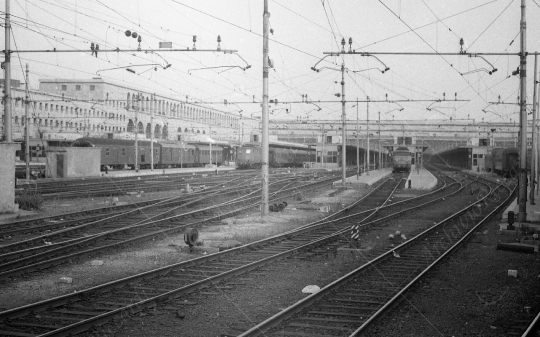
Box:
[14,191,44,211]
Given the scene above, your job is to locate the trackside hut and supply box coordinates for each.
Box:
[45,147,101,178]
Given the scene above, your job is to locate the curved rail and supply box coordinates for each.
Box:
[236,177,512,336]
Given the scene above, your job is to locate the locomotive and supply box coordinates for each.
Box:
[392,147,412,173]
[71,137,224,171]
[236,141,315,169]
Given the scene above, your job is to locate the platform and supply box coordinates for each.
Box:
[333,168,393,187]
[406,167,438,190]
[502,185,540,223]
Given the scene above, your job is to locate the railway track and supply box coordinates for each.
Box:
[236,173,514,337]
[518,311,540,336]
[0,169,489,337]
[15,171,258,199]
[0,173,339,280]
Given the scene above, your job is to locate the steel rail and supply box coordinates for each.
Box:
[0,176,339,279]
[1,178,249,251]
[0,172,456,337]
[236,179,511,336]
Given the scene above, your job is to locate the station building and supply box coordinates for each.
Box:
[1,77,258,161]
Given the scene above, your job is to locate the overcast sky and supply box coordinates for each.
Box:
[3,0,539,124]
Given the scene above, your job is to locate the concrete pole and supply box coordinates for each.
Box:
[367,97,370,175]
[531,54,538,204]
[378,111,381,168]
[261,0,270,216]
[322,124,325,168]
[518,0,528,221]
[149,94,154,171]
[356,98,359,178]
[134,94,139,170]
[341,63,346,184]
[4,0,12,142]
[491,130,495,176]
[25,64,30,179]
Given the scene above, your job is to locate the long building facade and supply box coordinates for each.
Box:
[1,77,256,146]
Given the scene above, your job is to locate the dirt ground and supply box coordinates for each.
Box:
[3,175,538,337]
[0,183,371,311]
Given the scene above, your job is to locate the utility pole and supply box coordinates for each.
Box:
[356,98,360,178]
[340,63,346,184]
[4,0,12,142]
[151,94,154,171]
[518,0,528,221]
[25,64,30,180]
[378,111,381,169]
[491,129,496,176]
[366,97,370,176]
[321,124,325,168]
[134,93,139,171]
[531,54,538,204]
[261,0,270,217]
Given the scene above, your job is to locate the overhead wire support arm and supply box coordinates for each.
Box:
[233,53,252,70]
[359,54,389,73]
[310,54,337,72]
[188,65,251,75]
[321,48,390,73]
[460,54,498,75]
[96,63,170,75]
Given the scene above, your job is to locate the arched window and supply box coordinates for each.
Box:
[146,123,151,138]
[162,125,168,139]
[154,124,162,139]
[127,119,134,132]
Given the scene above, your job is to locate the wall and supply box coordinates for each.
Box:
[46,147,101,178]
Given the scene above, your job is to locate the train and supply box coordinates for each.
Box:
[392,147,412,173]
[236,141,315,169]
[71,137,227,171]
[485,147,531,177]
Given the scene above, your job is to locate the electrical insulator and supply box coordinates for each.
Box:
[125,30,131,37]
[131,32,138,38]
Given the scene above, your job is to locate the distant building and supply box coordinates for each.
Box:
[1,77,255,145]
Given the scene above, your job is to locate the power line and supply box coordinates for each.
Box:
[466,0,515,51]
